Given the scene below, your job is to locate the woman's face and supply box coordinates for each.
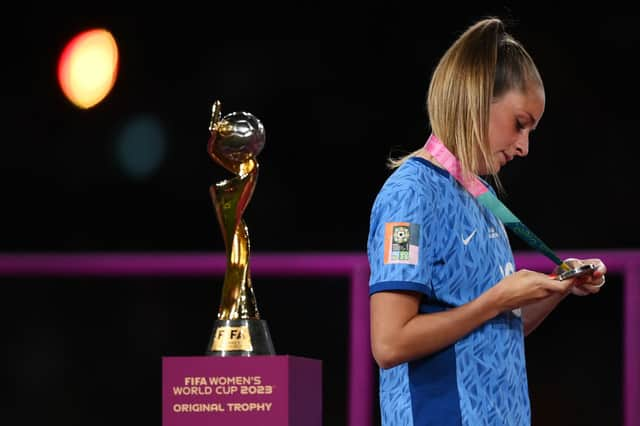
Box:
[482,86,545,174]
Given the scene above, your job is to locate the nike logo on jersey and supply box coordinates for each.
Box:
[461,229,477,245]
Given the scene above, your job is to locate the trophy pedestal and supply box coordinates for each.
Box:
[162,355,322,426]
[206,319,276,356]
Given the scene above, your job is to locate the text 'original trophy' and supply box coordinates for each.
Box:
[205,100,275,356]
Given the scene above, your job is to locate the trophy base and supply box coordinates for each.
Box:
[206,319,276,356]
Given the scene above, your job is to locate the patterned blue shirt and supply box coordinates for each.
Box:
[368,157,529,426]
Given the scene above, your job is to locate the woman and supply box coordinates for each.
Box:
[367,17,607,425]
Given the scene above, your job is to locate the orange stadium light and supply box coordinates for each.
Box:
[57,28,119,109]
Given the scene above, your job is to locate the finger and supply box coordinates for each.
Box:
[571,286,590,296]
[572,273,606,296]
[581,273,606,287]
[574,283,602,294]
[545,278,574,293]
[563,258,582,268]
[592,274,606,288]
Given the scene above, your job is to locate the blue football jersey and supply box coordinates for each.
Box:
[368,157,530,426]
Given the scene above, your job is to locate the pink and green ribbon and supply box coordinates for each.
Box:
[424,134,568,269]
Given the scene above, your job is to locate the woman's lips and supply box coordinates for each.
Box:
[500,152,513,165]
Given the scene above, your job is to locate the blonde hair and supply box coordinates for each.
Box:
[388,17,543,187]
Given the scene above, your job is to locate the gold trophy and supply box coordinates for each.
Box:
[205,100,275,356]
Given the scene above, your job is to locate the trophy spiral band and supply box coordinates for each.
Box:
[205,100,275,356]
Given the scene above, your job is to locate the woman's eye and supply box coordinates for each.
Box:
[516,121,525,131]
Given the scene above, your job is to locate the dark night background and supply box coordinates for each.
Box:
[1,4,637,426]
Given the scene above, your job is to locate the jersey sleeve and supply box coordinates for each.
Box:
[367,185,435,296]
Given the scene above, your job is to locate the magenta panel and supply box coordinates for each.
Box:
[162,355,321,426]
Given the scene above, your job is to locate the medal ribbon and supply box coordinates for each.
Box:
[424,134,569,270]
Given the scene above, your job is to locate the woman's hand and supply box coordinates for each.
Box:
[489,269,575,312]
[555,258,607,296]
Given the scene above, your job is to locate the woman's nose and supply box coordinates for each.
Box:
[514,134,529,157]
